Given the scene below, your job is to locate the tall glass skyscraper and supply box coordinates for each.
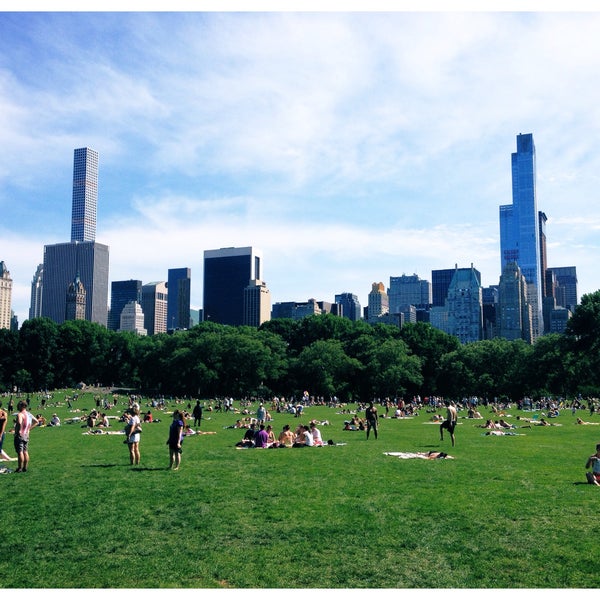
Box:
[500,133,543,339]
[167,267,191,330]
[203,247,263,326]
[71,147,98,242]
[109,279,142,331]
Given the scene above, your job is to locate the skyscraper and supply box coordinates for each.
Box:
[498,261,532,343]
[203,247,263,326]
[431,268,456,307]
[367,282,389,323]
[388,274,432,314]
[71,147,98,242]
[40,148,109,326]
[0,261,13,330]
[141,281,168,336]
[29,264,43,320]
[500,133,543,339]
[243,279,271,327]
[445,265,483,343]
[334,292,362,321]
[118,301,147,336]
[547,266,578,312]
[109,279,142,331]
[167,267,191,331]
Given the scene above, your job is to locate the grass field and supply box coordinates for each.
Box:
[2,390,600,589]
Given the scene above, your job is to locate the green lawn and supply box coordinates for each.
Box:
[2,390,600,589]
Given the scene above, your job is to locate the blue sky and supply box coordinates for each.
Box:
[1,10,600,324]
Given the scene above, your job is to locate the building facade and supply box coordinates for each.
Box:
[388,274,432,314]
[445,265,483,344]
[334,292,362,321]
[431,268,456,307]
[243,279,271,327]
[65,273,86,321]
[547,266,578,312]
[109,279,143,331]
[367,282,389,323]
[118,300,147,336]
[499,133,543,339]
[203,247,263,326]
[0,261,12,330]
[167,267,191,330]
[71,147,98,243]
[141,281,168,336]
[29,264,44,320]
[498,261,533,343]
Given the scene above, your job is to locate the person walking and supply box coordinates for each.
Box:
[440,400,458,447]
[14,400,39,472]
[168,410,185,470]
[0,405,15,461]
[192,400,203,430]
[366,401,379,440]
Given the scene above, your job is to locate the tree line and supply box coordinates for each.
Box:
[2,290,600,402]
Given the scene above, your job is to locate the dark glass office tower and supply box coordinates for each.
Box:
[167,268,191,330]
[203,247,262,326]
[109,279,142,331]
[431,268,456,307]
[334,292,362,321]
[500,133,543,339]
[42,240,109,325]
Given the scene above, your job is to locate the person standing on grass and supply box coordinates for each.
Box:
[366,401,379,440]
[126,406,142,466]
[585,443,600,486]
[1,405,15,461]
[13,400,39,472]
[440,400,457,447]
[192,400,203,430]
[168,410,185,470]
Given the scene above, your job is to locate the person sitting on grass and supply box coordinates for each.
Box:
[310,422,324,446]
[235,423,256,448]
[585,443,600,486]
[278,424,295,447]
[293,424,314,447]
[498,418,515,429]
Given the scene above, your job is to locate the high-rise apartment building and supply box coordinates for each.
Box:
[203,247,263,326]
[71,147,98,243]
[498,261,532,343]
[29,264,43,320]
[118,301,147,336]
[388,274,432,314]
[334,292,362,321]
[445,265,483,344]
[40,148,109,326]
[0,261,13,330]
[109,279,142,331]
[141,281,168,336]
[547,266,578,312]
[367,282,389,323]
[243,279,271,327]
[500,133,543,339]
[167,267,191,331]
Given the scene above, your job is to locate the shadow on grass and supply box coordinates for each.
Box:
[81,463,120,468]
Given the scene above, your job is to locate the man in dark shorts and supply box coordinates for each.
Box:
[440,400,457,447]
[14,400,39,472]
[366,401,379,440]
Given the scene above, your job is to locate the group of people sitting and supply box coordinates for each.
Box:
[235,422,327,448]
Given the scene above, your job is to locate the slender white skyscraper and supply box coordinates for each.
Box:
[71,147,98,242]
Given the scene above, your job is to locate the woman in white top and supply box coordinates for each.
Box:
[126,407,142,465]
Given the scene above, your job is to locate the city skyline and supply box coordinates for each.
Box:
[2,12,600,324]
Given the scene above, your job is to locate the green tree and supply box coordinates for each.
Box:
[18,318,59,391]
[0,328,19,391]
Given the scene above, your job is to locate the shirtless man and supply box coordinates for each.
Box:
[14,400,39,472]
[440,400,457,447]
[366,401,379,440]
